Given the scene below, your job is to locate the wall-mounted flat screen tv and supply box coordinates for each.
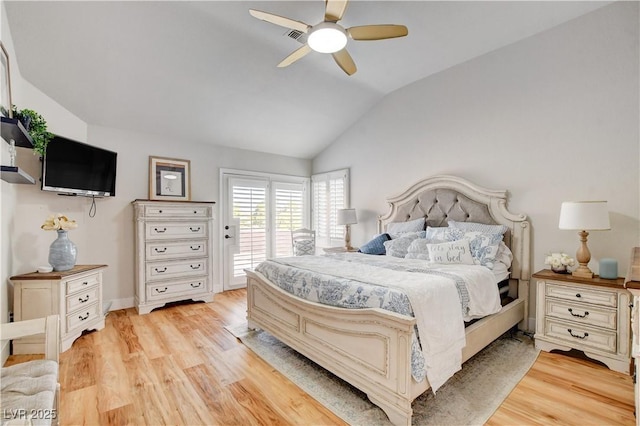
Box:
[41,136,117,197]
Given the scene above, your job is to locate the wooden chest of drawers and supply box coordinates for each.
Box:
[10,264,107,353]
[534,269,631,373]
[133,200,215,314]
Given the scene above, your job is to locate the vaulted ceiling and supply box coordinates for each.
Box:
[5,1,609,159]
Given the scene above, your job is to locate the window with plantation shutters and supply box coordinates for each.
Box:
[312,169,349,247]
[273,182,306,257]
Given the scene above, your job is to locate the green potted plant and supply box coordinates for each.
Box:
[11,105,54,157]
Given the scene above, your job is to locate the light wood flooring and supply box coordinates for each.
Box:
[5,289,636,425]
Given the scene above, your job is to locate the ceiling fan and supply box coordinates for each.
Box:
[249,0,408,76]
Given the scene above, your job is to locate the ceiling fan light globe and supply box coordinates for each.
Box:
[308,23,347,53]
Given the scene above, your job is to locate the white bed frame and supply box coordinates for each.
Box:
[246,175,530,426]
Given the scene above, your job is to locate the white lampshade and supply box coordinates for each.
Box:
[337,208,357,225]
[558,201,610,231]
[307,22,348,53]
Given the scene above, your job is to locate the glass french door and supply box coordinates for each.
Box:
[222,173,308,290]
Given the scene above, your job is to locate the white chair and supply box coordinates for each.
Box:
[291,228,316,256]
[1,315,60,426]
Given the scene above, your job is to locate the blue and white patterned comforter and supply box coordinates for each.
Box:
[254,253,501,391]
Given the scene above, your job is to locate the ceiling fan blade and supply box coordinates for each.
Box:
[278,44,312,68]
[348,25,408,41]
[332,49,357,76]
[324,0,348,22]
[249,9,310,33]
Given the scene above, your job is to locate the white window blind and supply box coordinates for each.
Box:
[312,169,349,247]
[232,181,267,277]
[273,182,306,257]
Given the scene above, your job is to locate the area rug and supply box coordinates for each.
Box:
[225,324,539,425]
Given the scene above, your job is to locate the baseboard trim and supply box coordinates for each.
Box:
[107,297,134,312]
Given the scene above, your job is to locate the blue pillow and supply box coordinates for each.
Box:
[358,233,391,255]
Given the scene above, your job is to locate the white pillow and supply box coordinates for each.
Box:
[386,217,425,236]
[404,238,433,260]
[495,241,513,268]
[427,239,475,265]
[383,234,420,258]
[448,220,509,235]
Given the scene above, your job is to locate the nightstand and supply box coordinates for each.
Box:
[534,269,631,373]
[323,247,359,253]
[10,264,107,353]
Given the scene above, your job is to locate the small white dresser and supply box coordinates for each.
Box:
[10,264,107,353]
[534,269,631,373]
[133,200,215,314]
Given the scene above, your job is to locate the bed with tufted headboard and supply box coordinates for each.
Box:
[245,175,530,426]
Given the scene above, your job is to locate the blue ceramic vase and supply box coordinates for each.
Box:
[48,230,77,271]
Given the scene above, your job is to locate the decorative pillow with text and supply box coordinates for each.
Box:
[427,239,475,265]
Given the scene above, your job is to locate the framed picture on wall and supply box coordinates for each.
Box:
[0,41,12,118]
[149,156,191,201]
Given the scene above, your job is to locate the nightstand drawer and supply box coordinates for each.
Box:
[66,302,101,334]
[545,299,617,330]
[66,286,100,313]
[66,272,101,295]
[546,282,617,307]
[545,318,617,354]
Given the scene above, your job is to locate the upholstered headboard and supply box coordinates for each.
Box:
[378,175,530,283]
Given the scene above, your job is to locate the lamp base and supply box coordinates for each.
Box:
[572,265,594,279]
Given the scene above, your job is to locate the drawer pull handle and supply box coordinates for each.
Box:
[189,227,201,232]
[79,312,90,321]
[79,295,90,303]
[190,264,201,270]
[190,245,201,251]
[154,227,167,233]
[155,267,167,273]
[567,308,589,318]
[567,329,589,339]
[190,282,202,288]
[193,210,197,214]
[82,281,88,286]
[159,210,163,213]
[575,293,581,298]
[154,248,167,253]
[155,287,168,293]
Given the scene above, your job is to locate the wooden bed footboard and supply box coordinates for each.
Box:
[246,269,527,426]
[246,269,426,426]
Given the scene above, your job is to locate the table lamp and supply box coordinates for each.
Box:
[558,201,610,278]
[337,208,357,251]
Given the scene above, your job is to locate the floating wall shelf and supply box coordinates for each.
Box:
[1,166,36,184]
[1,117,34,148]
[1,117,36,184]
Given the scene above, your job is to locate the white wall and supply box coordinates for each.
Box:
[8,124,310,310]
[1,0,311,337]
[1,0,89,363]
[313,2,639,322]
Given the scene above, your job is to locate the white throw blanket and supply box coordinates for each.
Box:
[279,255,499,392]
